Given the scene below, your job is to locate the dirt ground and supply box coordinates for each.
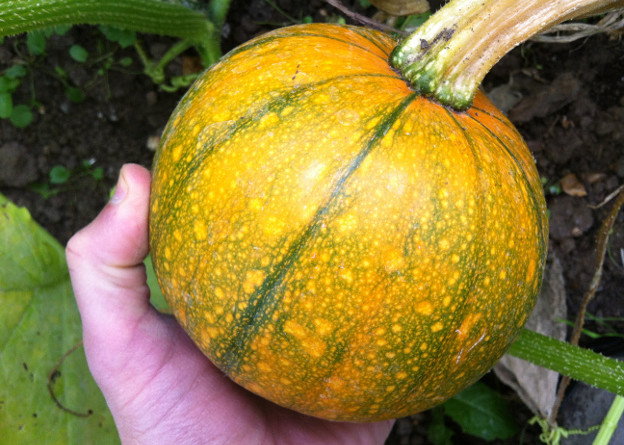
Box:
[1,1,623,443]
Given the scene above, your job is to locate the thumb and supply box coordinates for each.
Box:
[66,163,155,373]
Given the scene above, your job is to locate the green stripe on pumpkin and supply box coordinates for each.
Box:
[219,92,419,372]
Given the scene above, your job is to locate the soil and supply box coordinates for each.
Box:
[1,1,623,444]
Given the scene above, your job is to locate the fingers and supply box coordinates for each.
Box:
[66,163,154,358]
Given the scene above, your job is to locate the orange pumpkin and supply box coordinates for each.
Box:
[149,23,548,422]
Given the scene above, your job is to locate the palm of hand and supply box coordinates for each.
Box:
[97,312,392,444]
[67,164,393,445]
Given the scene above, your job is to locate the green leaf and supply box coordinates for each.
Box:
[5,65,27,79]
[28,182,59,199]
[49,165,71,184]
[119,56,133,67]
[398,12,432,31]
[9,104,33,128]
[99,26,136,48]
[54,65,69,79]
[0,75,21,93]
[0,92,13,118]
[443,382,518,441]
[89,166,104,181]
[69,44,89,62]
[65,86,85,103]
[27,30,47,55]
[51,24,72,35]
[0,194,119,443]
[428,407,454,445]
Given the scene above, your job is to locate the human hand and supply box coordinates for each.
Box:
[66,164,394,444]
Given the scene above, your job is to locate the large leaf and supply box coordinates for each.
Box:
[0,194,118,444]
[443,382,518,441]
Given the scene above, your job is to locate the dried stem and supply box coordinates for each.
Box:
[532,9,624,43]
[47,340,92,418]
[324,0,402,34]
[550,186,624,425]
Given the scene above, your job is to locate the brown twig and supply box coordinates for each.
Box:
[589,184,624,209]
[47,340,93,418]
[550,186,624,425]
[323,0,406,35]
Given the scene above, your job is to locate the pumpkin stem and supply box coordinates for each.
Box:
[390,0,624,110]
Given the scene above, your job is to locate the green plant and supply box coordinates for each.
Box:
[438,382,518,441]
[30,160,105,199]
[49,165,72,184]
[1,25,86,127]
[541,176,563,196]
[0,62,33,127]
[529,416,600,444]
[48,27,135,102]
[395,12,432,31]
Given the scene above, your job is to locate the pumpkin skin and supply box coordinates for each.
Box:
[149,23,548,422]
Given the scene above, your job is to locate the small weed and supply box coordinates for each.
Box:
[0,62,33,127]
[30,159,105,199]
[541,176,562,195]
[0,25,74,128]
[69,44,89,63]
[49,165,71,185]
[1,24,142,126]
[99,25,136,48]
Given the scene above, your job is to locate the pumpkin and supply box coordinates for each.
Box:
[149,23,548,422]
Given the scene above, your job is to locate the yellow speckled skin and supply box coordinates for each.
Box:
[149,23,548,422]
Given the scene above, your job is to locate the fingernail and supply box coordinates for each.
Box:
[110,169,128,205]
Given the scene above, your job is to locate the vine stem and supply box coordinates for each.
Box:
[136,39,194,85]
[593,396,624,445]
[0,0,212,41]
[508,329,624,398]
[390,0,624,109]
[204,0,232,65]
[0,0,227,67]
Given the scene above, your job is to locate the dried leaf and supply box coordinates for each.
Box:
[369,0,429,16]
[584,172,606,184]
[487,83,522,114]
[494,254,567,419]
[182,55,203,75]
[560,173,587,197]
